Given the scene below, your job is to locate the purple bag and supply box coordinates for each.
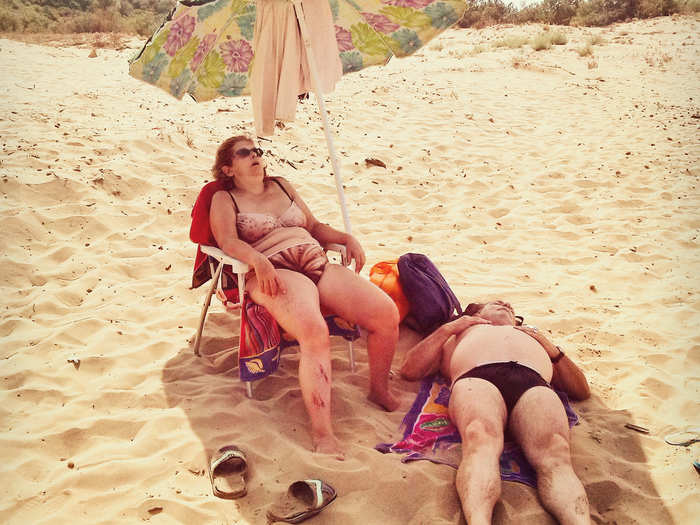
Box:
[397,253,462,335]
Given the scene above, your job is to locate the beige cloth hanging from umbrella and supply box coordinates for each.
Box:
[251,0,342,136]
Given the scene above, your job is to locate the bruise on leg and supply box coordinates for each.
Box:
[318,364,329,384]
[575,495,588,515]
[311,391,326,408]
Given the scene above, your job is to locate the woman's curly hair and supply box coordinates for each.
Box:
[211,135,252,187]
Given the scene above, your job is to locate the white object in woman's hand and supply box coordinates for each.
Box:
[345,235,366,272]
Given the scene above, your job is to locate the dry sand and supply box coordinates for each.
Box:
[1,15,698,525]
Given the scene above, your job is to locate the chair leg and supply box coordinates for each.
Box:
[193,262,224,356]
[245,381,253,398]
[347,340,355,372]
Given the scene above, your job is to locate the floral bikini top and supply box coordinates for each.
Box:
[228,179,308,244]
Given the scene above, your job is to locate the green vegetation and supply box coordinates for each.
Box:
[458,0,700,28]
[0,0,172,35]
[0,0,698,35]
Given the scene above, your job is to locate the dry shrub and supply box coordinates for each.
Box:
[67,8,123,33]
[493,35,529,49]
[550,30,569,44]
[448,47,469,58]
[458,0,517,27]
[578,43,594,56]
[0,8,20,32]
[587,34,605,45]
[678,0,700,11]
[645,50,673,67]
[530,32,553,51]
[637,0,680,17]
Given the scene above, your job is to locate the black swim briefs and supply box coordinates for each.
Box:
[453,361,551,414]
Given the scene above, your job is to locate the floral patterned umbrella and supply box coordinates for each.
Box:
[129,0,466,233]
[129,0,467,103]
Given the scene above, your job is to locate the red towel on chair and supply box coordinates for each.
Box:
[190,179,227,289]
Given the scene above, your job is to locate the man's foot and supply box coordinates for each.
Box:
[368,389,400,412]
[312,433,345,461]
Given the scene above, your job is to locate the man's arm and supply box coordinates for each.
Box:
[400,316,490,381]
[516,326,590,401]
[550,353,590,401]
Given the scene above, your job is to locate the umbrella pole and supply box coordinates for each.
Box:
[293,1,352,235]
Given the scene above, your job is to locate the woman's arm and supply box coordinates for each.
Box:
[209,191,286,296]
[400,316,491,381]
[515,326,590,401]
[276,178,366,271]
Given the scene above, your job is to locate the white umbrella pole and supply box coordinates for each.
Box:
[293,1,352,235]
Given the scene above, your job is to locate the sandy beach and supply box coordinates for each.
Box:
[1,14,698,524]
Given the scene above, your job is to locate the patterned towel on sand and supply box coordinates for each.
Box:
[376,373,579,488]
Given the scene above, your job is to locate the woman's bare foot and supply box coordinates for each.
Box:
[368,389,400,412]
[312,433,345,460]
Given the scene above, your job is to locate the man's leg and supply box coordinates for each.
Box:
[510,387,591,525]
[448,378,507,525]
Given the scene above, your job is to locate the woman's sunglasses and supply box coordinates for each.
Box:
[233,147,263,158]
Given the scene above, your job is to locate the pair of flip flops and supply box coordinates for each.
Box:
[209,446,337,523]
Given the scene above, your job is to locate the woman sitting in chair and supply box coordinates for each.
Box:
[209,135,400,458]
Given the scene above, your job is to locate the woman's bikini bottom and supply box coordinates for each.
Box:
[268,243,329,284]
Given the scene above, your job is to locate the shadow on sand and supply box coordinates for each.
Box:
[162,313,675,524]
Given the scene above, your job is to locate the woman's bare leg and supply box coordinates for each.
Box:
[248,270,343,458]
[317,264,400,411]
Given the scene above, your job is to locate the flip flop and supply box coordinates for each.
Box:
[266,479,337,524]
[209,445,247,499]
[664,427,700,447]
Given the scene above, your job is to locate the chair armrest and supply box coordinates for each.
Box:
[201,243,349,272]
[200,245,250,274]
[324,243,348,266]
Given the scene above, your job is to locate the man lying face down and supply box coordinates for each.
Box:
[400,301,591,525]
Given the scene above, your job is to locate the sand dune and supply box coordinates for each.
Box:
[1,15,698,524]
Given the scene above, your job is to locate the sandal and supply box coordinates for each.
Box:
[209,445,247,499]
[664,427,700,447]
[267,479,337,523]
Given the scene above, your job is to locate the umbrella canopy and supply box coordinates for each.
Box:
[129,0,467,231]
[129,0,466,111]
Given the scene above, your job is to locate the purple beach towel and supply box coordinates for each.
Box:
[376,374,579,487]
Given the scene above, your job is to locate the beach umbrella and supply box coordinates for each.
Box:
[129,0,467,232]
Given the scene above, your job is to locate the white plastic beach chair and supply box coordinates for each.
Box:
[192,244,357,398]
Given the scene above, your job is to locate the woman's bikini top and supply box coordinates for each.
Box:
[228,179,308,244]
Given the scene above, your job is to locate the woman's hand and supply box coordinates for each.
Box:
[344,234,366,272]
[252,254,286,297]
[515,325,558,358]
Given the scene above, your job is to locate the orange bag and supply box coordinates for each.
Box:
[369,260,410,321]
